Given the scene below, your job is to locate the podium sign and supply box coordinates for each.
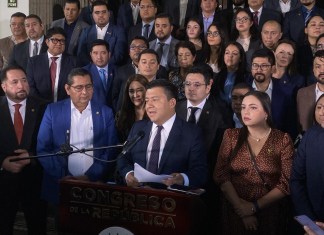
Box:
[59,180,205,235]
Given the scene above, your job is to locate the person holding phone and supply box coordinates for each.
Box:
[305,222,324,235]
[291,94,324,222]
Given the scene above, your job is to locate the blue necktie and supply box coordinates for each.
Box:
[99,69,107,91]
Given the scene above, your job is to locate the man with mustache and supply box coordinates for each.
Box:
[0,65,47,234]
[247,48,298,139]
[297,50,324,132]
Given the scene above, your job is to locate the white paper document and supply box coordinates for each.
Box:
[134,163,171,183]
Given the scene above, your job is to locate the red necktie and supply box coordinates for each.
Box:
[14,104,23,144]
[50,57,58,93]
[253,11,259,26]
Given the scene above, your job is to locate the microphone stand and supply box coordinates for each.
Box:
[9,144,124,162]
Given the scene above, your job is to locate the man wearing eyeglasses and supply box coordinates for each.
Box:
[0,12,27,72]
[9,14,48,71]
[26,27,77,103]
[37,67,118,208]
[128,0,158,43]
[247,48,298,139]
[176,64,232,233]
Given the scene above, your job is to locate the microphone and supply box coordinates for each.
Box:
[119,131,145,156]
[60,130,73,153]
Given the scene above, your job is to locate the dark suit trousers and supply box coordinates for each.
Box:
[0,169,47,235]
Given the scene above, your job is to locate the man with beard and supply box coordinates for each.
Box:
[297,50,324,132]
[149,13,179,71]
[284,0,324,46]
[247,48,298,139]
[0,65,47,234]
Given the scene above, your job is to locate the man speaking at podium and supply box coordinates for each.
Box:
[37,68,119,205]
[117,79,207,188]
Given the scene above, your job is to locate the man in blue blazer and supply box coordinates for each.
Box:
[26,27,77,103]
[37,68,119,205]
[117,79,207,188]
[83,39,116,110]
[77,0,127,66]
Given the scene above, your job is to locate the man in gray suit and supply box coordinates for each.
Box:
[51,0,89,56]
[297,50,324,132]
[149,13,179,71]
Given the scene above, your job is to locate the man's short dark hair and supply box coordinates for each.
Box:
[91,0,109,12]
[11,12,26,18]
[26,14,43,24]
[155,13,173,25]
[46,27,67,39]
[232,82,252,93]
[64,0,81,9]
[139,0,158,8]
[90,39,110,52]
[314,49,324,60]
[251,48,276,66]
[138,48,160,63]
[0,65,26,83]
[146,79,178,100]
[186,64,213,84]
[130,36,149,49]
[67,68,93,85]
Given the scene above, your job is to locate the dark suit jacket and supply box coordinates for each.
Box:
[26,53,77,102]
[77,24,127,66]
[83,63,116,110]
[163,0,200,27]
[37,98,119,204]
[283,6,324,45]
[117,116,208,187]
[297,84,316,132]
[264,0,301,14]
[9,38,48,71]
[0,96,47,204]
[51,17,89,56]
[176,97,232,174]
[117,2,141,34]
[128,22,156,43]
[248,7,283,31]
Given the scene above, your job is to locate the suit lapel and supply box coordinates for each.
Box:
[197,99,212,126]
[158,117,182,173]
[139,121,153,167]
[21,98,38,147]
[105,24,113,42]
[177,101,188,121]
[91,101,102,147]
[0,98,18,146]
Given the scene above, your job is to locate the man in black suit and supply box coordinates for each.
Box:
[117,0,142,36]
[128,0,158,43]
[0,65,47,234]
[9,14,48,71]
[196,0,221,35]
[176,65,232,234]
[27,27,77,103]
[283,0,324,46]
[247,0,283,31]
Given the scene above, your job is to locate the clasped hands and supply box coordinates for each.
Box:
[1,149,30,173]
[234,198,258,231]
[125,172,184,187]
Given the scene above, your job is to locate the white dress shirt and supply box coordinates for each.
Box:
[96,23,109,40]
[7,98,26,124]
[252,78,273,100]
[29,36,44,57]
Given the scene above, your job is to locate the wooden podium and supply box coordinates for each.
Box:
[59,180,206,235]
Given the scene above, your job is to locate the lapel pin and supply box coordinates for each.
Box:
[31,109,35,112]
[96,111,99,115]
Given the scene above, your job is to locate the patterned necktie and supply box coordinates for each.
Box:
[33,41,38,56]
[14,104,23,144]
[156,42,165,61]
[50,57,58,94]
[99,69,107,91]
[143,24,150,39]
[188,107,199,124]
[253,11,259,27]
[147,126,163,174]
[305,11,312,25]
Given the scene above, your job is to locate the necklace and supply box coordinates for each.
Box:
[249,128,272,142]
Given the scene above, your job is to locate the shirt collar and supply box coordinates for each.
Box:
[186,97,207,110]
[47,51,62,59]
[7,97,27,107]
[152,113,176,133]
[70,99,92,113]
[157,35,172,45]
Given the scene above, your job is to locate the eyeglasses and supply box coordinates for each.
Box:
[49,38,65,45]
[184,81,206,88]
[207,31,220,37]
[251,63,272,70]
[234,17,250,23]
[70,84,93,92]
[317,44,324,51]
[130,45,147,50]
[139,5,155,9]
